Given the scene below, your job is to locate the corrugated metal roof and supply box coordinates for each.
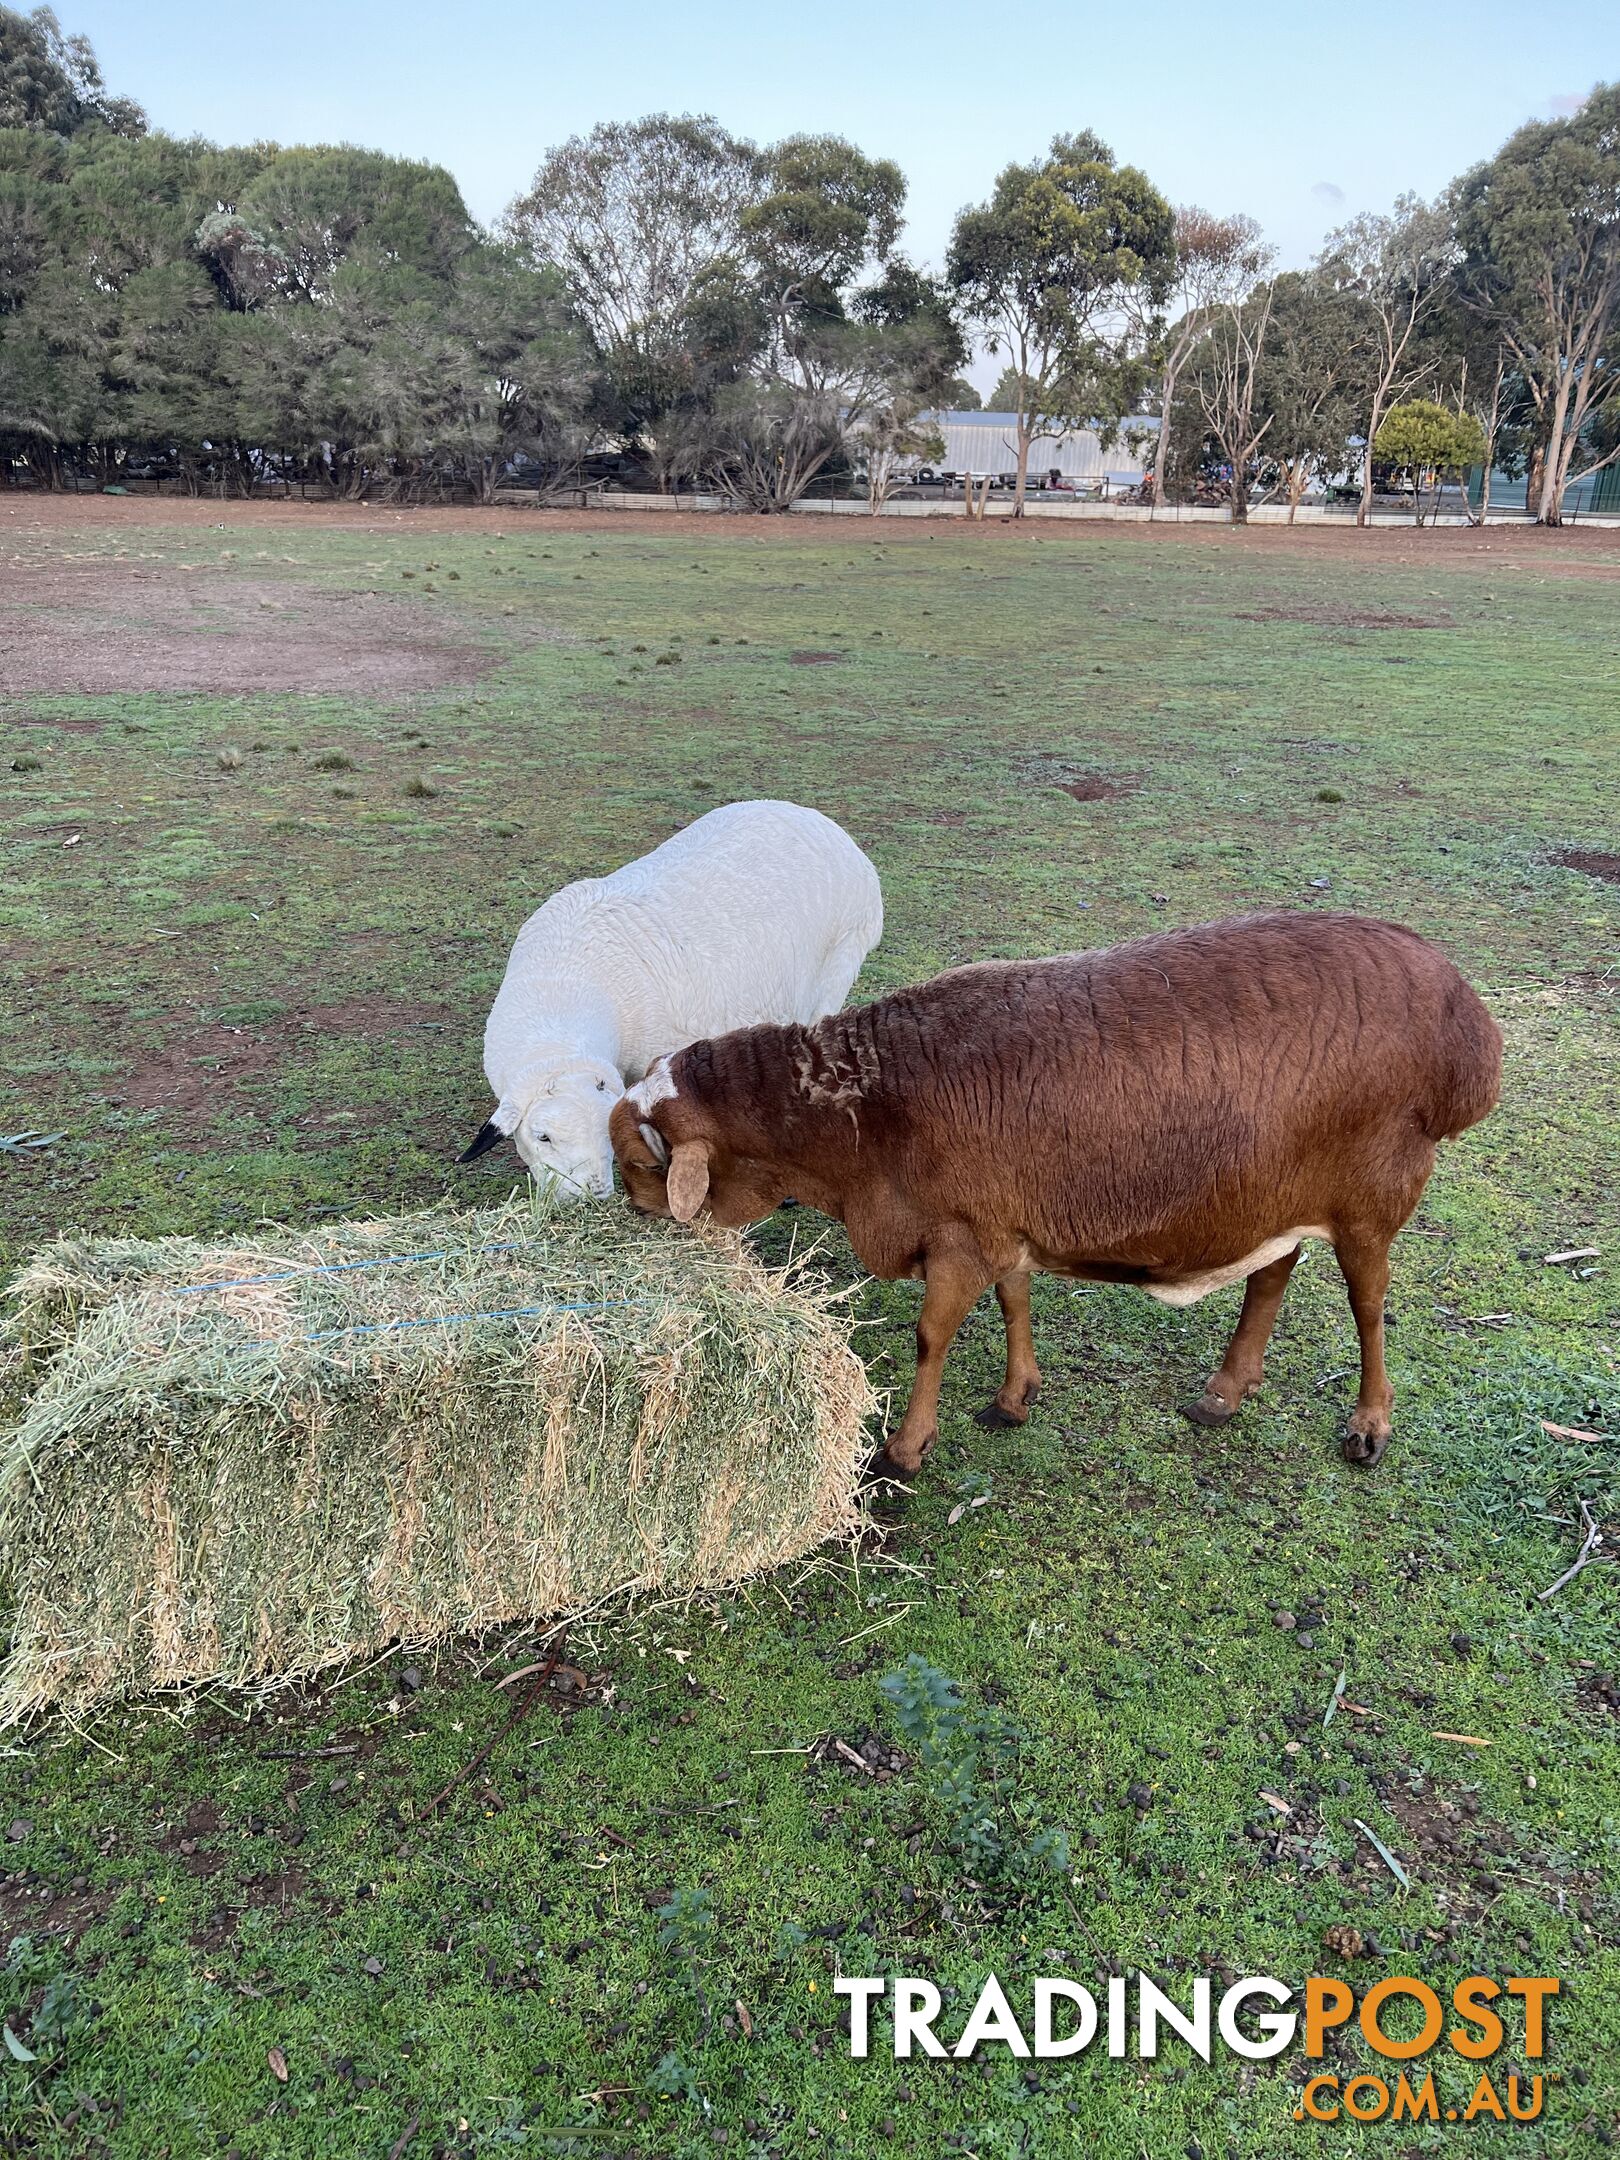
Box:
[914,413,1157,479]
[929,411,1160,431]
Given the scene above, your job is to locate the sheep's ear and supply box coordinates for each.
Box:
[667,1140,711,1223]
[457,1120,505,1164]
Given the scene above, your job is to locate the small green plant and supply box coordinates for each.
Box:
[655,1884,715,1994]
[1316,787,1343,803]
[403,777,438,799]
[879,1655,1069,1884]
[649,2050,702,2103]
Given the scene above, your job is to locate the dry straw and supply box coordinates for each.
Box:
[0,1197,873,1720]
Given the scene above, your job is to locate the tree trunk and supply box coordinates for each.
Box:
[1151,364,1174,517]
[1474,357,1503,525]
[1013,422,1030,518]
[1537,380,1574,524]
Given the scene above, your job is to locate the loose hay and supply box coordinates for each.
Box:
[0,1199,873,1720]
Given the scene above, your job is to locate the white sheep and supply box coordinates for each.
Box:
[459,800,883,1199]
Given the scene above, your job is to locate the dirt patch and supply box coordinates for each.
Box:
[8,490,1620,575]
[1057,773,1131,803]
[1235,604,1454,630]
[1027,754,1141,803]
[1379,1778,1594,1923]
[0,1869,118,1948]
[117,1029,281,1116]
[1556,848,1620,885]
[7,711,105,735]
[0,564,533,696]
[114,998,450,1118]
[789,650,844,665]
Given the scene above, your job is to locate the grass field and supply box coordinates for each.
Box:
[1,501,1617,2159]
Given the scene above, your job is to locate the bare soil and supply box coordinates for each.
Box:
[1025,753,1141,803]
[1556,848,1620,885]
[1235,604,1455,630]
[115,998,449,1117]
[0,562,525,697]
[6,489,1620,579]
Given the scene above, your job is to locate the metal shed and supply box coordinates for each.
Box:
[919,411,1156,481]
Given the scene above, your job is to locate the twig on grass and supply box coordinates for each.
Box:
[1538,1500,1609,1602]
[386,2113,420,2160]
[1061,1888,1111,1967]
[420,1656,557,1816]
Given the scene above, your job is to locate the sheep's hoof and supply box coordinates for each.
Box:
[865,1446,921,1485]
[973,1380,1038,1428]
[1342,1422,1391,1468]
[1182,1389,1239,1429]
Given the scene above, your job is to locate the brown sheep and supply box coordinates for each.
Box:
[609,913,1501,1477]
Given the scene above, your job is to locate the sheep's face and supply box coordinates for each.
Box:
[513,1064,622,1202]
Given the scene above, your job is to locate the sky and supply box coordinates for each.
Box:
[77,0,1615,388]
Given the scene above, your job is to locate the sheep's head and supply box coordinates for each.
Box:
[460,1058,623,1202]
[609,1057,782,1228]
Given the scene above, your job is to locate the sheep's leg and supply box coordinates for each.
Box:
[875,1250,990,1477]
[974,1271,1042,1428]
[1337,1232,1394,1466]
[1183,1246,1302,1427]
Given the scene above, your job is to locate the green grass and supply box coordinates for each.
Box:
[0,512,1617,2158]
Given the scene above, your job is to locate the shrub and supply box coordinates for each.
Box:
[879,1655,1069,1884]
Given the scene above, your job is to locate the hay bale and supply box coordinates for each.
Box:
[0,1199,872,1720]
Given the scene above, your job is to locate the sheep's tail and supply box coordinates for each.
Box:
[1423,977,1503,1141]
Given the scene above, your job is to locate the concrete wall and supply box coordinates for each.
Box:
[497,487,1618,530]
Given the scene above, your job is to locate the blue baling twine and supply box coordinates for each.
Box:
[303,1298,648,1345]
[170,1242,653,1346]
[175,1241,539,1296]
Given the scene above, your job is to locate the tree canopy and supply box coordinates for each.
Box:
[2,14,1617,523]
[0,5,144,137]
[947,131,1173,509]
[1453,84,1620,522]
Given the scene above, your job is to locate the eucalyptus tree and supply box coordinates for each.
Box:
[506,114,762,484]
[1254,272,1369,519]
[1194,278,1276,522]
[1144,206,1268,505]
[0,4,144,136]
[697,136,950,510]
[1452,84,1620,524]
[1316,196,1455,525]
[947,131,1174,512]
